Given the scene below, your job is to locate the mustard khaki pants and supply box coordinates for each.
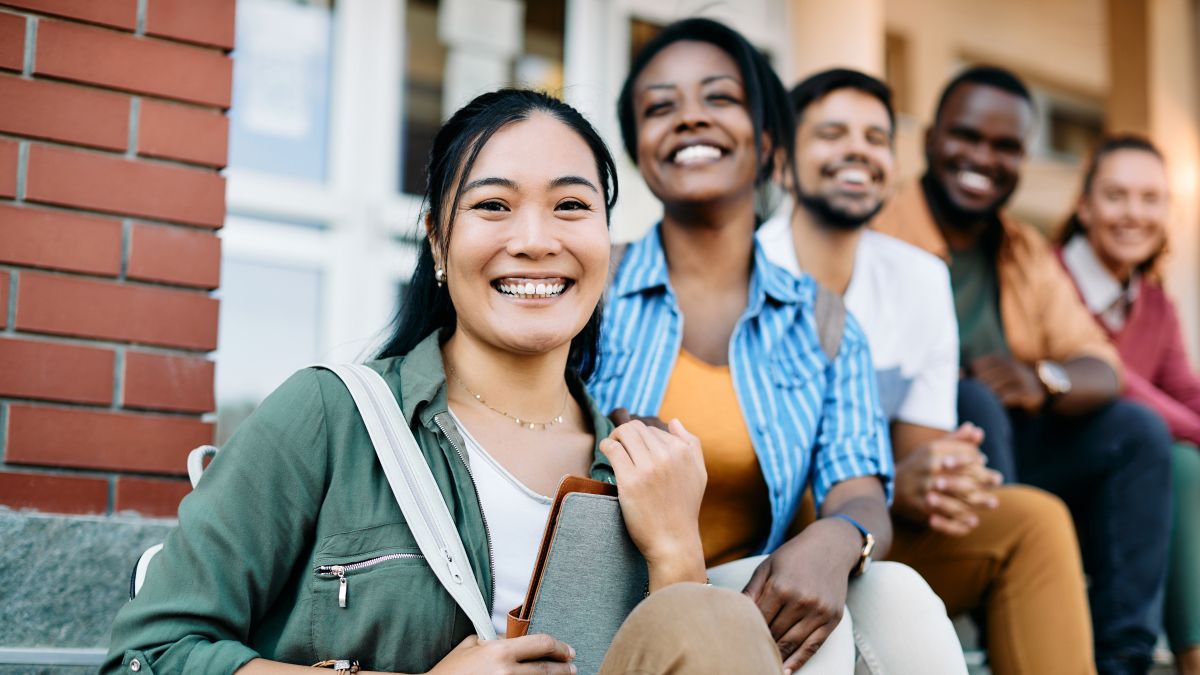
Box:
[888,485,1095,675]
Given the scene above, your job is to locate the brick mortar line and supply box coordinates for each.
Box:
[119,218,131,281]
[0,464,192,484]
[5,269,16,333]
[0,131,230,172]
[0,70,230,115]
[0,262,219,296]
[13,140,27,201]
[126,97,140,158]
[106,473,116,513]
[0,328,216,358]
[135,0,147,35]
[1,395,214,420]
[21,14,35,76]
[112,345,126,409]
[0,197,227,234]
[0,402,7,462]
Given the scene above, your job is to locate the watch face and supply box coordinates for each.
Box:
[856,533,876,576]
[1038,361,1072,395]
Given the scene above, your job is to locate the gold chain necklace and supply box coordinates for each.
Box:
[448,366,568,431]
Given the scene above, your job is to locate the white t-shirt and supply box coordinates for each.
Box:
[449,411,553,637]
[759,213,959,430]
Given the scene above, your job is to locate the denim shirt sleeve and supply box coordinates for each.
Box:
[810,312,895,510]
[102,369,332,675]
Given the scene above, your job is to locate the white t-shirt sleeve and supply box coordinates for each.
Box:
[892,255,959,431]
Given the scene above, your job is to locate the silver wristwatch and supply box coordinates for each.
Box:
[1036,360,1072,397]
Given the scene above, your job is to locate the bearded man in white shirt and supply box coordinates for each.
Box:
[758,69,1095,675]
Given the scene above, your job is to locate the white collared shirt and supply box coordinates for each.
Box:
[1060,234,1139,332]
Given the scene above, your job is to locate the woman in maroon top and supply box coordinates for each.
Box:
[1057,134,1200,674]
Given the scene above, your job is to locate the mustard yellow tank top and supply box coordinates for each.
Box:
[658,349,771,565]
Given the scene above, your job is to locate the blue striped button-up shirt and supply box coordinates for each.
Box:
[590,225,893,553]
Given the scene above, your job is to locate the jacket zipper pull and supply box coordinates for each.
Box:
[333,566,347,608]
[442,548,464,584]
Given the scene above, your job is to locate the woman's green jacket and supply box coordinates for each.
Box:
[104,332,616,675]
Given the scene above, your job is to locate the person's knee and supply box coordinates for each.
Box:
[1105,400,1172,463]
[629,583,779,667]
[846,562,969,675]
[992,485,1078,549]
[605,584,781,674]
[852,561,949,617]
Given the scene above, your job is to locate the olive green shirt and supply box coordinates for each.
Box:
[104,331,615,675]
[950,244,1011,365]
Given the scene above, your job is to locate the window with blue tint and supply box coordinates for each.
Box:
[228,0,334,182]
[215,257,324,443]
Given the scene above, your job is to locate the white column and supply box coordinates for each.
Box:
[325,0,405,362]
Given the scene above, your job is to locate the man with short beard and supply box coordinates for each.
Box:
[872,65,1172,675]
[760,68,1093,675]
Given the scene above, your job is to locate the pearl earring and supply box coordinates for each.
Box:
[435,267,447,287]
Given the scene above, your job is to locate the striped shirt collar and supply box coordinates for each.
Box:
[612,223,804,307]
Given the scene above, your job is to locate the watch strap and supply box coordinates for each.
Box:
[829,513,870,539]
[829,514,874,577]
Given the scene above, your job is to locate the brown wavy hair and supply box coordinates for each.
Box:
[1057,133,1168,278]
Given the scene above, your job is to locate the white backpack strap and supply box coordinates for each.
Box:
[314,363,497,640]
[187,445,219,488]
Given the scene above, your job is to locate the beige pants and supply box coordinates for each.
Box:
[599,562,966,675]
[598,582,787,674]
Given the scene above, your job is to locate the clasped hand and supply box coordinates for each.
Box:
[894,423,1002,536]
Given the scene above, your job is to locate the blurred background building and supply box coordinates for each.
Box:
[0,0,1196,669]
[214,0,1200,447]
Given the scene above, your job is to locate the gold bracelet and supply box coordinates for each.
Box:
[311,659,360,673]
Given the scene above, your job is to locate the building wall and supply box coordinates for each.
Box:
[881,0,1107,226]
[788,0,1200,358]
[0,2,233,665]
[0,0,232,519]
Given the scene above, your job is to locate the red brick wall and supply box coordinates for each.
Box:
[0,0,234,518]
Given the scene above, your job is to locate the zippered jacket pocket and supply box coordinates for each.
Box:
[314,552,425,608]
[309,545,457,670]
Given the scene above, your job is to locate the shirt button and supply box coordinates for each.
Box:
[129,658,142,672]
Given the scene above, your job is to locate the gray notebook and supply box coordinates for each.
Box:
[515,484,648,675]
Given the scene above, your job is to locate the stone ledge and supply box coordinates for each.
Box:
[0,508,175,649]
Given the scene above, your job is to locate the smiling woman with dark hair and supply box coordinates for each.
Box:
[104,88,783,675]
[596,18,964,674]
